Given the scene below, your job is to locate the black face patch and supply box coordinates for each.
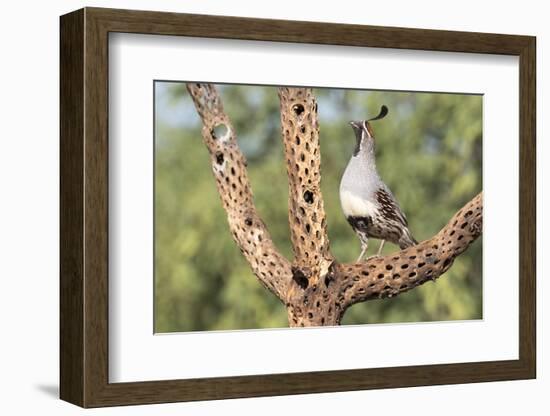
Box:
[353,128,362,156]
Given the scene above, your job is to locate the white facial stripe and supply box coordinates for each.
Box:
[362,121,371,139]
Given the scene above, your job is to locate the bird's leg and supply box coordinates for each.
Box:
[377,239,386,256]
[356,241,368,262]
[365,240,385,261]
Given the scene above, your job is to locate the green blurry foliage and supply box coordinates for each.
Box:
[154,82,482,332]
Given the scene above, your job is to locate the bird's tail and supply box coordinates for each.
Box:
[399,228,418,249]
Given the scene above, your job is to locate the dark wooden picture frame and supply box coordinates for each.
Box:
[60,7,536,408]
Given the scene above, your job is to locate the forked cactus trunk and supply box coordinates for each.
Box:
[186,83,482,328]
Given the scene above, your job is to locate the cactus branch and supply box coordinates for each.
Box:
[277,87,335,306]
[335,193,483,313]
[186,83,291,301]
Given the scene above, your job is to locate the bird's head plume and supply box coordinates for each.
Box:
[349,105,388,156]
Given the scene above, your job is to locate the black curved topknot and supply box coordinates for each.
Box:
[367,105,388,122]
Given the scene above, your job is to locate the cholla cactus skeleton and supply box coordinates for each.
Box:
[186,83,483,328]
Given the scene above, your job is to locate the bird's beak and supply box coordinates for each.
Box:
[349,121,362,130]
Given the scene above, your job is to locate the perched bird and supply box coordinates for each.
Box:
[339,105,417,262]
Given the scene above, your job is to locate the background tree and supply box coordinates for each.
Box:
[154,82,482,332]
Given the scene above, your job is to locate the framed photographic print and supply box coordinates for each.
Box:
[60,7,536,407]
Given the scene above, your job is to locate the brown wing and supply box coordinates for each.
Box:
[375,187,409,227]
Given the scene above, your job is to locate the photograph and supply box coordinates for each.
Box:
[154,82,483,333]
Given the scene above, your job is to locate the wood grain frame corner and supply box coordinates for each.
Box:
[60,7,536,408]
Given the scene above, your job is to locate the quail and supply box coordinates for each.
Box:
[339,105,417,262]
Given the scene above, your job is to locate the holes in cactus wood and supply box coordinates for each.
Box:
[303,190,314,203]
[215,152,224,165]
[292,104,305,115]
[211,123,228,140]
[292,267,309,289]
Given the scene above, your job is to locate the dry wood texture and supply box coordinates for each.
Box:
[187,83,483,327]
[186,84,292,301]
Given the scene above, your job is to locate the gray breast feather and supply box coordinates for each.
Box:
[339,154,380,195]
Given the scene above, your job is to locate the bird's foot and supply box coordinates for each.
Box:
[365,254,381,261]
